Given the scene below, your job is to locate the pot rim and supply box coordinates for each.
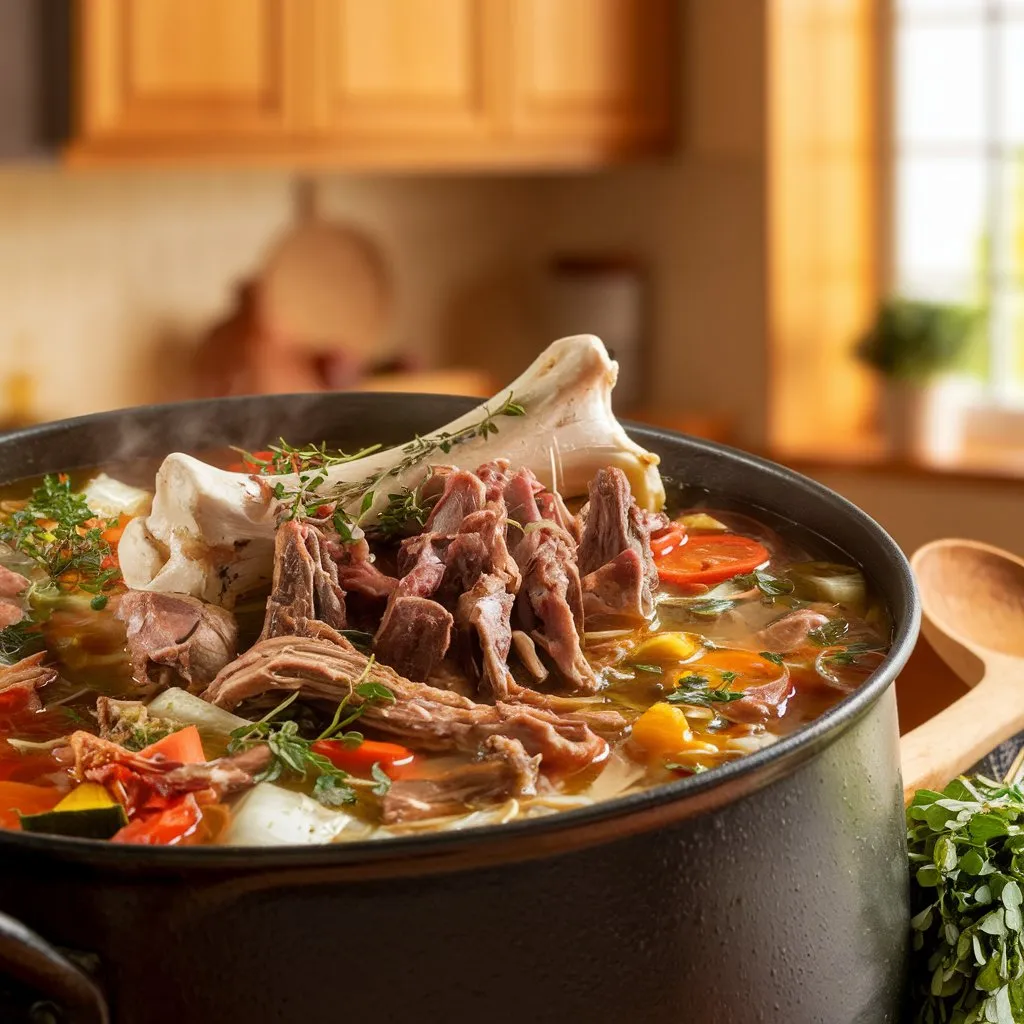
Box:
[0,396,921,872]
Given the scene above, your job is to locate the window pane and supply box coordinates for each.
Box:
[1003,21,1024,144]
[896,157,988,286]
[897,22,986,147]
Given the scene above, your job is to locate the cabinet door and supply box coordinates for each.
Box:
[310,0,500,140]
[509,0,673,147]
[77,0,300,141]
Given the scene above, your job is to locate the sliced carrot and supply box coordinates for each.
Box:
[655,533,769,586]
[693,648,788,691]
[100,515,130,548]
[311,739,416,778]
[650,525,686,559]
[111,794,203,846]
[0,781,62,829]
[140,725,205,764]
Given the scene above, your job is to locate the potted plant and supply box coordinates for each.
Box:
[856,298,983,460]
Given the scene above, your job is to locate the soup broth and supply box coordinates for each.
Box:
[0,450,891,847]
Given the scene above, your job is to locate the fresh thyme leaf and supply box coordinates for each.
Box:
[759,651,785,666]
[631,663,664,675]
[375,487,436,538]
[0,620,45,665]
[233,440,382,478]
[59,705,88,726]
[667,673,745,709]
[354,680,397,704]
[907,775,1024,1023]
[821,641,882,667]
[337,629,374,654]
[808,619,850,647]
[370,762,392,797]
[733,569,795,598]
[0,475,121,594]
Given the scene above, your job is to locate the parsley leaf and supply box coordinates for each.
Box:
[807,619,850,647]
[759,651,785,666]
[0,620,45,665]
[667,673,745,709]
[631,663,664,675]
[733,568,795,598]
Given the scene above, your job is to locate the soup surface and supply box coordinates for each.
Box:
[0,445,890,847]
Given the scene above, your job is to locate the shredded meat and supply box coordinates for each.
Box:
[502,467,544,528]
[262,520,347,639]
[510,630,549,685]
[441,506,521,599]
[576,467,658,619]
[455,573,515,699]
[203,635,609,773]
[474,458,512,503]
[515,525,598,694]
[756,610,830,652]
[581,548,651,622]
[115,591,238,692]
[95,696,151,744]
[0,652,56,713]
[326,535,397,601]
[69,731,270,814]
[396,534,447,598]
[537,490,581,544]
[382,735,539,824]
[374,596,453,682]
[725,666,794,725]
[424,471,486,535]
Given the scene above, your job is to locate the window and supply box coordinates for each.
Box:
[895,0,1024,399]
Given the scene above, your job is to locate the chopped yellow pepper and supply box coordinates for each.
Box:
[629,632,701,665]
[631,703,719,760]
[54,782,117,813]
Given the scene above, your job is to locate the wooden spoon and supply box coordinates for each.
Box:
[901,538,1024,803]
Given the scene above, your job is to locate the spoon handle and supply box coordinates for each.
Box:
[900,680,1024,803]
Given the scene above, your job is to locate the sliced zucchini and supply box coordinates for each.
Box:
[20,803,128,839]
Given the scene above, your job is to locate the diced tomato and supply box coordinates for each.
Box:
[311,739,416,778]
[0,781,62,829]
[655,533,769,586]
[139,725,205,765]
[650,525,686,559]
[111,793,203,846]
[100,515,130,548]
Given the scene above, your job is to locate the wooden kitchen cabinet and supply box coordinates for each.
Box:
[69,0,674,166]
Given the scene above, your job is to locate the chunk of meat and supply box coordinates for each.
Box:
[203,635,609,773]
[502,467,543,527]
[0,565,29,599]
[756,610,830,652]
[510,630,548,685]
[396,534,447,598]
[576,466,658,619]
[69,731,270,815]
[382,735,539,824]
[581,548,652,622]
[115,591,238,692]
[0,565,29,627]
[0,652,56,714]
[441,506,521,599]
[326,535,397,601]
[537,490,581,544]
[423,471,486,535]
[455,574,515,700]
[515,525,598,694]
[262,520,346,639]
[724,670,795,726]
[95,696,152,745]
[374,596,453,682]
[474,459,512,503]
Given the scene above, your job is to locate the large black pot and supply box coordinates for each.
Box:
[0,394,920,1024]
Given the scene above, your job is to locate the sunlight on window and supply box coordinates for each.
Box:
[895,0,1024,395]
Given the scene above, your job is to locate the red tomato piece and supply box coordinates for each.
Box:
[655,533,769,586]
[111,794,203,846]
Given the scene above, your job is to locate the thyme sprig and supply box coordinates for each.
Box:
[666,672,745,709]
[226,660,396,808]
[0,475,120,595]
[250,393,526,525]
[233,440,382,477]
[0,620,45,665]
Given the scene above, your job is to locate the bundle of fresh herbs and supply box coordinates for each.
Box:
[907,775,1024,1023]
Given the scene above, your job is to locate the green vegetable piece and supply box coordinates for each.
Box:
[19,804,128,840]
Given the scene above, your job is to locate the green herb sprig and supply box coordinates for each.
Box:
[666,673,745,710]
[0,475,120,595]
[734,569,795,599]
[226,663,396,808]
[0,620,45,666]
[907,775,1024,1023]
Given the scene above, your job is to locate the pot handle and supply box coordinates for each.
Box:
[0,911,109,1024]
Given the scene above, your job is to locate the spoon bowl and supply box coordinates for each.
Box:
[901,539,1024,801]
